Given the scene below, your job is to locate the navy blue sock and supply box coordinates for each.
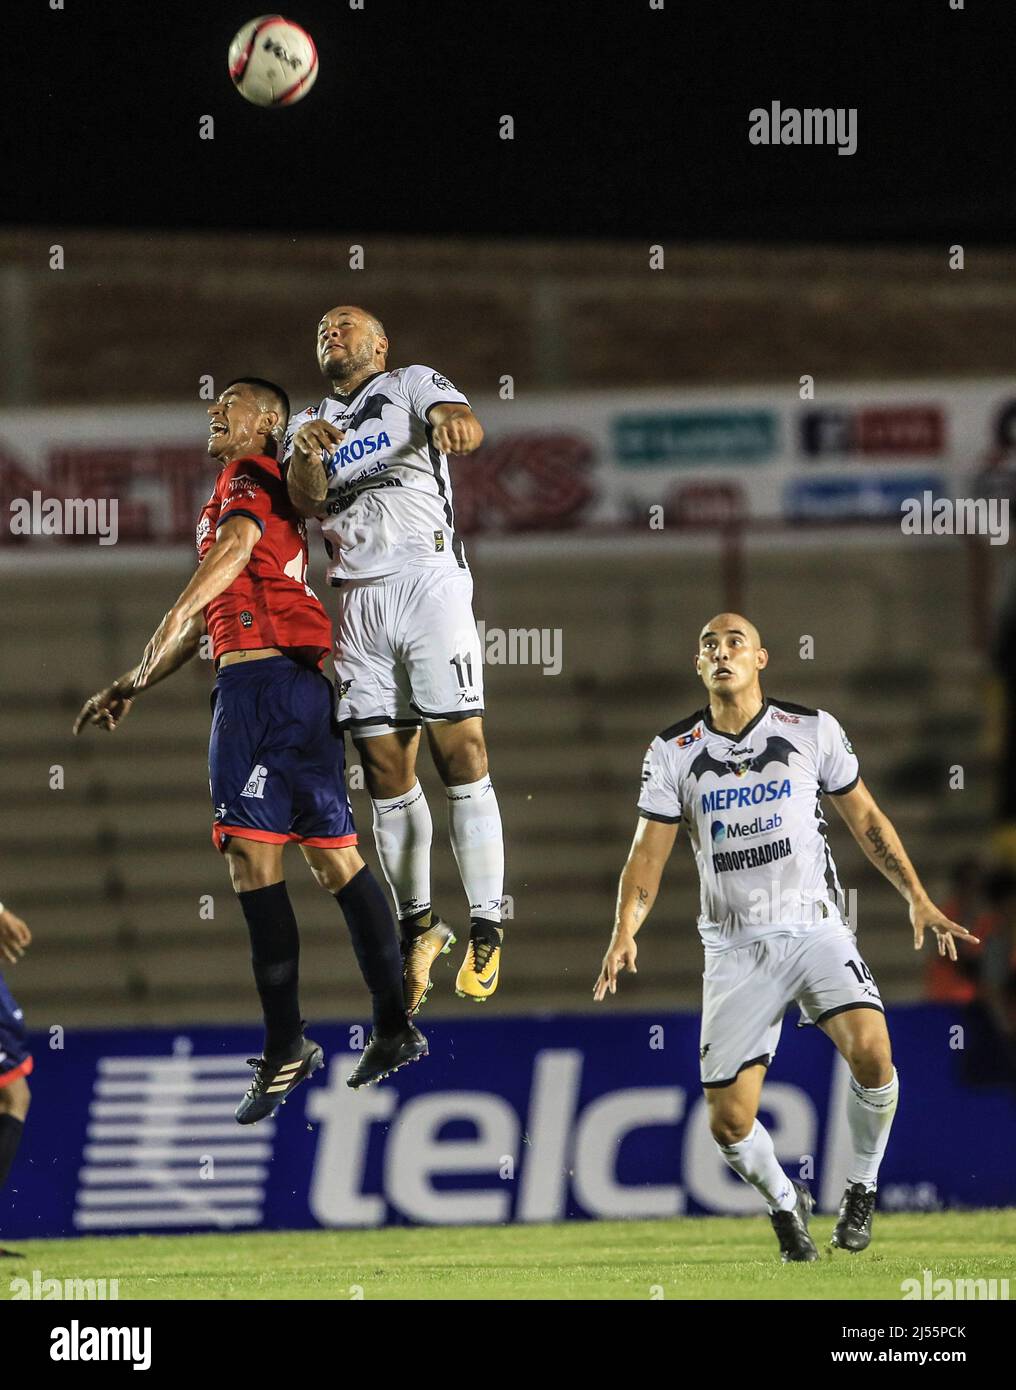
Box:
[335,866,407,1035]
[236,881,303,1056]
[0,1114,25,1189]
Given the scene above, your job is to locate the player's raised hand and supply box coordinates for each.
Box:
[594,933,638,1001]
[73,681,135,735]
[432,412,483,456]
[293,419,345,464]
[0,907,32,965]
[910,900,979,961]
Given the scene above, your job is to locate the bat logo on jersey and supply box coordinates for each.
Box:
[690,735,798,781]
[348,394,393,432]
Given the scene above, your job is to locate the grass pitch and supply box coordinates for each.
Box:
[2,1209,1012,1300]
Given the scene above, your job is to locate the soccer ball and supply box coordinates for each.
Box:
[228,15,319,107]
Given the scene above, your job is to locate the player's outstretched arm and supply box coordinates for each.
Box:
[0,905,31,966]
[73,516,258,734]
[428,403,484,455]
[594,816,679,1001]
[286,420,344,516]
[831,778,980,961]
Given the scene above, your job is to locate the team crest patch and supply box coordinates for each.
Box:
[241,764,269,799]
[434,530,445,552]
[226,474,259,501]
[431,372,455,391]
[841,728,854,754]
[338,679,353,698]
[239,610,253,629]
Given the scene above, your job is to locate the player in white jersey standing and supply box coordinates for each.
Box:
[284,306,505,1011]
[594,613,977,1262]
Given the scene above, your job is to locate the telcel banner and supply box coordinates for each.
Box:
[3,1005,1012,1239]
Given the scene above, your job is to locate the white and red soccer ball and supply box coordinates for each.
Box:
[228,15,318,107]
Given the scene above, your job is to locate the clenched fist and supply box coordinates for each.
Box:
[432,411,483,456]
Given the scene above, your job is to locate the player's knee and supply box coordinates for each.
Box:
[848,1042,893,1089]
[0,1078,30,1120]
[224,840,279,893]
[306,847,364,894]
[434,726,488,784]
[709,1107,754,1147]
[359,746,416,798]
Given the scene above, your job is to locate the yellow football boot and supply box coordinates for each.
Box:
[401,915,456,1015]
[455,926,503,1002]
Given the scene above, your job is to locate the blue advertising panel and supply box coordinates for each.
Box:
[2,1005,1012,1240]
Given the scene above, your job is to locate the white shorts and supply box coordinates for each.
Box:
[699,927,884,1088]
[332,564,485,737]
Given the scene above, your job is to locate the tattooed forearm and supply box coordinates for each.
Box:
[864,821,915,896]
[632,886,650,923]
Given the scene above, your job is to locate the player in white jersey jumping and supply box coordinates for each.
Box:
[283,306,505,1011]
[594,613,977,1262]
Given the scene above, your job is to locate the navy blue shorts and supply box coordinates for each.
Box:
[0,973,32,1089]
[209,656,357,853]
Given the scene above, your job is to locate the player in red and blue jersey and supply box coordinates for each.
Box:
[0,902,31,1257]
[75,379,426,1119]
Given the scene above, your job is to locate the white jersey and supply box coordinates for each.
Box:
[637,698,860,953]
[282,364,471,582]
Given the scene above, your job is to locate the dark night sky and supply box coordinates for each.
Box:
[6,0,1014,242]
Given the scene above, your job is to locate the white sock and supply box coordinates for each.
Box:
[370,781,433,921]
[446,776,504,924]
[846,1068,899,1189]
[717,1120,797,1213]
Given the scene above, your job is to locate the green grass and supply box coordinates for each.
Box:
[3,1210,1013,1300]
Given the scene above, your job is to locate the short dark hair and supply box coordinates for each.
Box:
[223,376,290,419]
[221,378,291,458]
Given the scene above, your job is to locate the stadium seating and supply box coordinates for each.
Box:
[0,533,991,1026]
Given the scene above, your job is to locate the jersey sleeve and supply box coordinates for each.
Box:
[817,709,860,795]
[279,407,314,471]
[400,364,470,422]
[215,460,275,536]
[637,736,683,823]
